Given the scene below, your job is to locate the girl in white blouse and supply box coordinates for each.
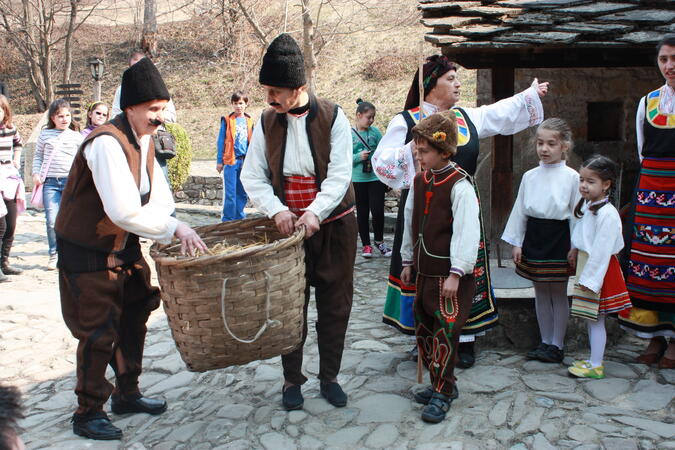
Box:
[568,155,631,379]
[502,118,580,363]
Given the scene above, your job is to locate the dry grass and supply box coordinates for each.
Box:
[4,0,478,160]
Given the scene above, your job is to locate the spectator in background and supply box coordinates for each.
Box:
[81,102,110,138]
[216,91,253,221]
[0,95,25,282]
[351,98,391,258]
[0,384,25,450]
[31,99,83,270]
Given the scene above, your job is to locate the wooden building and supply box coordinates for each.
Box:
[419,0,675,255]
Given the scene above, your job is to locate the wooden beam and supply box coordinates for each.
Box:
[490,67,515,247]
[435,45,656,68]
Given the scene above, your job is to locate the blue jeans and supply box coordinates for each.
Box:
[221,159,247,222]
[43,177,67,256]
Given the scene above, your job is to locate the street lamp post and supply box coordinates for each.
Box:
[88,57,105,102]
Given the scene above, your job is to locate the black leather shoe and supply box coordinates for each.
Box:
[282,385,304,411]
[539,345,564,363]
[414,384,458,405]
[456,341,475,369]
[421,392,452,423]
[72,411,122,440]
[111,393,167,415]
[320,381,347,407]
[526,342,550,360]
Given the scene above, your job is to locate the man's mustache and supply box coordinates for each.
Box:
[149,118,163,126]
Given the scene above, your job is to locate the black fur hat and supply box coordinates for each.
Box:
[120,57,171,110]
[259,34,306,88]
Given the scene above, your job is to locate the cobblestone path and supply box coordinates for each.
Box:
[1,210,673,449]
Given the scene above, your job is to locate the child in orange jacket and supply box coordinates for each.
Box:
[216,91,254,221]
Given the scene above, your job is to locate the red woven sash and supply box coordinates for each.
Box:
[284,176,318,216]
[283,175,354,224]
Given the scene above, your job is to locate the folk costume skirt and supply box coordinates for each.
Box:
[571,251,631,321]
[382,188,498,337]
[619,157,675,338]
[382,189,417,334]
[516,217,573,282]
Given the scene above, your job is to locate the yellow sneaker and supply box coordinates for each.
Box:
[568,363,604,379]
[572,360,591,369]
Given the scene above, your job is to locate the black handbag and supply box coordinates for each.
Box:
[351,128,373,173]
[153,128,176,160]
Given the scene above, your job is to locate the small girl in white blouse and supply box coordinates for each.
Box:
[567,155,631,379]
[502,118,580,363]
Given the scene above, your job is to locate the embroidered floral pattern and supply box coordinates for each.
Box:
[636,189,675,207]
[634,224,675,246]
[524,92,539,127]
[629,261,675,281]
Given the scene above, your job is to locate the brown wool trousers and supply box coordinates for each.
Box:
[282,213,357,385]
[59,258,161,412]
[415,274,474,396]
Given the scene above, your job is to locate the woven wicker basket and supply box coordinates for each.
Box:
[150,217,306,372]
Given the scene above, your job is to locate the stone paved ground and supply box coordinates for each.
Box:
[1,209,674,450]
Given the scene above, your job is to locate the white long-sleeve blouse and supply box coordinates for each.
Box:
[571,200,624,293]
[372,82,544,190]
[502,161,580,248]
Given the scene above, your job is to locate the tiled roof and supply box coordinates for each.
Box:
[420,0,675,68]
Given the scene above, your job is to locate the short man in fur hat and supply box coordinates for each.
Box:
[241,33,357,411]
[55,57,207,440]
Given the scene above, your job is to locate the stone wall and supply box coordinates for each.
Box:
[476,66,661,259]
[174,176,222,206]
[175,175,401,211]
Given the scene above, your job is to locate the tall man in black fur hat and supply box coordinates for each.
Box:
[241,33,357,411]
[55,58,207,440]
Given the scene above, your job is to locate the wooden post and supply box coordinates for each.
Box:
[490,67,515,263]
[93,80,101,102]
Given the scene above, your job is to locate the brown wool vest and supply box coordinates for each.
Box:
[412,164,466,276]
[55,115,155,254]
[261,95,355,220]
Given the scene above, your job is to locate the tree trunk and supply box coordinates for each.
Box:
[141,0,157,57]
[62,0,78,84]
[300,0,317,93]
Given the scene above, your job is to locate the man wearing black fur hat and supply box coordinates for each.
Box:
[241,33,357,411]
[55,57,207,440]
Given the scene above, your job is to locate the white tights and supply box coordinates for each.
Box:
[533,281,569,349]
[586,314,607,367]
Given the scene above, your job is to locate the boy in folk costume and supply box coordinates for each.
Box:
[400,111,480,423]
[240,34,357,411]
[55,58,206,440]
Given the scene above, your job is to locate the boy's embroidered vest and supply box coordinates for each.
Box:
[221,113,254,165]
[55,115,154,258]
[401,106,479,176]
[261,95,355,220]
[643,88,675,157]
[411,163,467,276]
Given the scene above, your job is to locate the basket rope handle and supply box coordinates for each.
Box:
[220,271,281,344]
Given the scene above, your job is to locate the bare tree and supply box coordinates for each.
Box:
[233,0,411,91]
[141,0,157,57]
[63,0,79,83]
[0,0,103,110]
[300,0,317,93]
